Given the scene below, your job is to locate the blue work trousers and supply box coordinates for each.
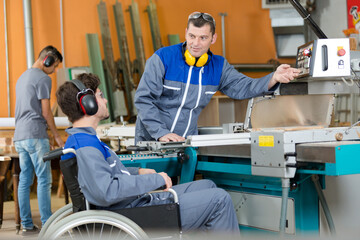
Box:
[146,179,240,234]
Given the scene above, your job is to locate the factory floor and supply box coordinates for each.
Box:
[0,193,66,239]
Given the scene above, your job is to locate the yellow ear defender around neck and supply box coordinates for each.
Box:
[184,49,209,67]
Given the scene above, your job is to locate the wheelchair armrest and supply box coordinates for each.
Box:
[43,148,76,162]
[149,188,179,204]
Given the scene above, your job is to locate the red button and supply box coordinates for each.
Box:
[338,48,346,56]
[303,49,311,56]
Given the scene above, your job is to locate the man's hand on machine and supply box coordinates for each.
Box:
[158,172,173,191]
[268,64,301,89]
[158,133,185,142]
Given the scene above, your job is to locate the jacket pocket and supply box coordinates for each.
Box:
[162,84,182,101]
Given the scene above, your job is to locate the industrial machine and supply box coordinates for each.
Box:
[107,60,360,236]
[101,1,360,237]
[102,42,360,238]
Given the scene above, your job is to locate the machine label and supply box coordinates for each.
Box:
[258,136,274,147]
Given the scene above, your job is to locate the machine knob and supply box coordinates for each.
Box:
[177,152,189,164]
[290,181,298,190]
[338,48,346,56]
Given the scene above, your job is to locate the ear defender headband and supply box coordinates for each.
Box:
[43,51,57,67]
[70,79,98,116]
[182,42,209,67]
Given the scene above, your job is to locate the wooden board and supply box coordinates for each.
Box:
[128,0,146,80]
[146,0,162,51]
[113,1,136,118]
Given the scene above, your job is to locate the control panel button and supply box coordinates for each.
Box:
[338,48,346,56]
[303,49,311,57]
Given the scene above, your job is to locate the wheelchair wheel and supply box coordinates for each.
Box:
[43,210,148,239]
[39,203,73,239]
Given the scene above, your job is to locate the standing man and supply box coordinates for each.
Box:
[14,45,64,235]
[134,12,300,143]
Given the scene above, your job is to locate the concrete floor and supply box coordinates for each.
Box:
[0,194,66,239]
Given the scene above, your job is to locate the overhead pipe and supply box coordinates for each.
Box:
[60,0,65,67]
[4,0,10,116]
[23,0,34,68]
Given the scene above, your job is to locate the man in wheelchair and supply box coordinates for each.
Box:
[55,73,240,235]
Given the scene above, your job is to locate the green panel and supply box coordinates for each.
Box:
[168,34,180,46]
[85,33,113,123]
[68,68,72,80]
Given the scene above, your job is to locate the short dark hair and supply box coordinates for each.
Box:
[56,73,100,123]
[38,45,63,62]
[187,16,216,35]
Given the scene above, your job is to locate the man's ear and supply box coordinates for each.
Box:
[211,33,217,45]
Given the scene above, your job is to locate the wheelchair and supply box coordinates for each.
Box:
[39,148,182,239]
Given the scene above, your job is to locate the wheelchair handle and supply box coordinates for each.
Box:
[168,188,179,204]
[43,148,76,162]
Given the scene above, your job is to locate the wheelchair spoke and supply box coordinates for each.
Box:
[108,225,114,239]
[92,223,96,237]
[115,228,122,239]
[99,223,105,239]
[115,228,131,240]
[76,226,84,239]
[85,224,90,239]
[66,230,74,239]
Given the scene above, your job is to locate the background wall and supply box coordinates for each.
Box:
[0,0,348,118]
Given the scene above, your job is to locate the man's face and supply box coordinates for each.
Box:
[95,88,109,120]
[43,60,60,75]
[185,23,217,58]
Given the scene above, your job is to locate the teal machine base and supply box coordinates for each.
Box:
[121,137,360,237]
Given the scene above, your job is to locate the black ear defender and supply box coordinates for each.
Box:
[182,42,210,67]
[70,79,98,115]
[43,51,56,67]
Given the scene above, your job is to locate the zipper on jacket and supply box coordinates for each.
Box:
[182,67,204,137]
[170,66,193,132]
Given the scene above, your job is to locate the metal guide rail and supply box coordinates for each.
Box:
[135,133,251,152]
[118,152,178,161]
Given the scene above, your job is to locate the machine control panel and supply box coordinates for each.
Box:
[296,38,351,78]
[296,42,314,77]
